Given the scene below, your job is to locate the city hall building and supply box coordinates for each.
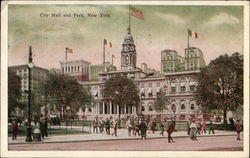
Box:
[61,30,206,120]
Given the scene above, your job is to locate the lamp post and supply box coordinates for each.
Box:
[26,46,34,142]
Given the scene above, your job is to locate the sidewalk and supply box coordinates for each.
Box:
[8,127,237,144]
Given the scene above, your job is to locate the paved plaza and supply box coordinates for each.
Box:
[8,126,239,144]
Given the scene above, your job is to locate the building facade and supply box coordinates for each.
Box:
[9,65,49,116]
[61,30,206,120]
[91,62,117,81]
[161,47,206,73]
[60,60,91,81]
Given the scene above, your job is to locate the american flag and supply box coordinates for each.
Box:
[130,7,144,20]
[66,48,73,53]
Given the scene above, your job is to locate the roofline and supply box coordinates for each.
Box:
[60,59,91,65]
[8,65,49,71]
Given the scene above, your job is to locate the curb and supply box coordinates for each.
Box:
[8,134,236,145]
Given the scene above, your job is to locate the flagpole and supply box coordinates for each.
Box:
[187,29,190,70]
[103,39,106,72]
[128,4,131,34]
[65,48,67,61]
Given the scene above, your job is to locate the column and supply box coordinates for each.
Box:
[109,103,111,114]
[124,105,127,114]
[167,80,171,94]
[117,105,119,115]
[103,102,105,114]
[186,77,190,91]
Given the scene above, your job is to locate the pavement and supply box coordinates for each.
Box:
[8,126,237,144]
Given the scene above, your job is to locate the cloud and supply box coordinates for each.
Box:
[154,12,187,24]
[205,13,240,26]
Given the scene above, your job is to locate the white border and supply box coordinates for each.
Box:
[1,1,249,157]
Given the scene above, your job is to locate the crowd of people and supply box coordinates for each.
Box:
[92,116,176,142]
[10,114,243,142]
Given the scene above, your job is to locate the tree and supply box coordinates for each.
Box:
[43,72,93,119]
[102,74,140,120]
[195,52,243,123]
[153,88,170,120]
[8,69,24,116]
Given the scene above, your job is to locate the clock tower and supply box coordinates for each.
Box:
[121,29,137,70]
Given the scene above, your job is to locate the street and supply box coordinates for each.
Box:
[9,135,243,151]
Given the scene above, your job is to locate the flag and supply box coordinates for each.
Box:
[188,29,198,39]
[104,39,112,48]
[66,48,73,53]
[130,7,144,20]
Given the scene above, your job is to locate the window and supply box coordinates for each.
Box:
[157,83,160,87]
[190,85,196,91]
[141,106,145,112]
[88,107,92,112]
[181,86,186,92]
[181,104,186,110]
[190,104,195,110]
[171,87,176,93]
[149,106,153,111]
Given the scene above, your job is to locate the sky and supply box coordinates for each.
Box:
[8,4,244,71]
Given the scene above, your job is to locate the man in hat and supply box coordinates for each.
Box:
[93,117,99,134]
[140,118,148,139]
[167,118,175,143]
[105,118,110,135]
[112,119,118,136]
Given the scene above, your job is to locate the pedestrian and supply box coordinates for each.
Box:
[190,120,197,140]
[99,118,104,133]
[93,117,99,134]
[151,118,157,134]
[44,117,48,137]
[139,119,147,139]
[34,114,39,126]
[196,119,202,135]
[167,118,175,143]
[105,118,110,135]
[201,119,207,133]
[159,120,165,136]
[11,120,18,140]
[126,118,133,136]
[208,120,215,134]
[112,120,118,136]
[39,118,45,139]
[134,119,140,136]
[234,120,242,140]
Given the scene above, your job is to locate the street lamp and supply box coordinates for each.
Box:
[26,46,34,142]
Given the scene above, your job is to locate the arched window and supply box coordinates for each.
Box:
[141,106,145,112]
[190,104,195,110]
[171,104,176,112]
[149,106,153,111]
[181,104,186,110]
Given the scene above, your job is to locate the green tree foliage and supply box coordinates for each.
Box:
[43,72,93,119]
[196,52,243,123]
[153,88,169,114]
[103,74,140,119]
[8,69,24,116]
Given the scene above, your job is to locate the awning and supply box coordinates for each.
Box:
[140,88,145,94]
[156,87,160,93]
[189,82,197,86]
[148,88,152,94]
[92,90,98,96]
[180,82,186,86]
[171,82,176,87]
